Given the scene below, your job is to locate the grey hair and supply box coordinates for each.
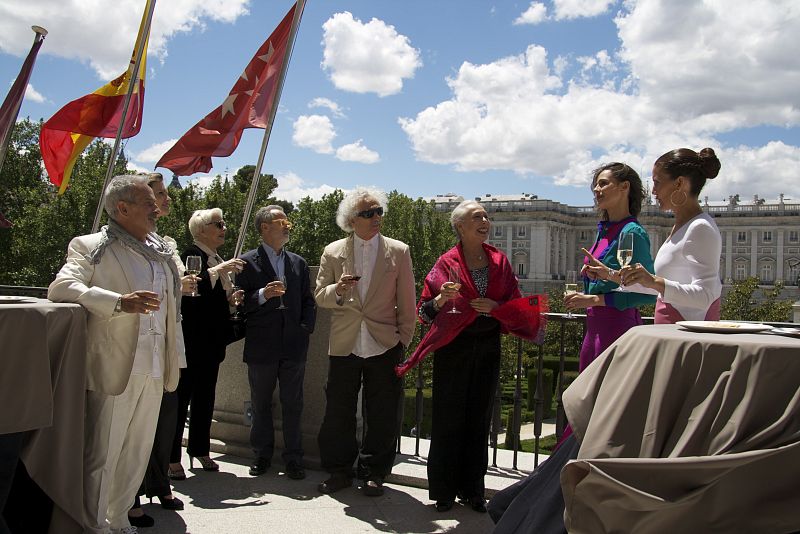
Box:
[188,208,223,239]
[146,172,164,187]
[104,174,150,220]
[336,186,388,233]
[253,205,285,234]
[450,200,483,238]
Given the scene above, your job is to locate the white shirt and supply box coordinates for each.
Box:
[124,243,167,378]
[654,212,722,321]
[351,233,390,358]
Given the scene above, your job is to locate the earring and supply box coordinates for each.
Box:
[670,189,688,207]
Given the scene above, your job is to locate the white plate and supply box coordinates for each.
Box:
[769,327,800,338]
[676,320,772,333]
[0,296,34,304]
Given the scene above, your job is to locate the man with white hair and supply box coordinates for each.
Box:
[48,175,182,534]
[314,187,416,497]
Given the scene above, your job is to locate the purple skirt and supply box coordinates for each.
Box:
[579,305,642,372]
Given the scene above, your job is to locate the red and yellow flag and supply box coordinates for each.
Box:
[40,0,152,194]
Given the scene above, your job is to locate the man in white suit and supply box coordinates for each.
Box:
[314,187,416,497]
[48,175,182,534]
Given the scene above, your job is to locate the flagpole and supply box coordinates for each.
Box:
[91,0,157,233]
[233,0,306,259]
[0,26,47,173]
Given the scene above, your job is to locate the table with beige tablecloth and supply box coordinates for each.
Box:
[561,324,800,534]
[0,298,87,533]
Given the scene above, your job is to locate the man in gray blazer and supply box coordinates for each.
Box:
[314,187,416,497]
[48,175,182,534]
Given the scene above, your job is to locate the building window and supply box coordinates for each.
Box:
[788,260,800,285]
[580,231,588,241]
[763,231,772,243]
[735,263,747,280]
[760,263,773,283]
[517,226,526,237]
[737,231,747,243]
[789,231,799,243]
[494,226,503,238]
[517,263,525,276]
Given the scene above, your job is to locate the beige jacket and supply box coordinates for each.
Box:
[315,234,416,356]
[48,233,181,395]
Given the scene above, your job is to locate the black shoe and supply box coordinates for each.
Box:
[467,496,487,513]
[155,495,184,511]
[128,512,155,528]
[285,461,306,480]
[435,500,454,513]
[318,473,352,494]
[249,457,270,476]
[362,479,384,497]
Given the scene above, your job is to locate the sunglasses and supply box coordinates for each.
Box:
[206,220,226,229]
[270,219,293,229]
[356,207,384,219]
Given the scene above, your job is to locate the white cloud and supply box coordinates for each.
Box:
[0,0,249,79]
[321,11,422,97]
[186,173,218,190]
[400,0,800,198]
[292,114,336,154]
[335,140,380,164]
[24,83,47,103]
[273,171,337,204]
[514,2,548,25]
[133,139,179,164]
[553,0,615,20]
[309,97,345,118]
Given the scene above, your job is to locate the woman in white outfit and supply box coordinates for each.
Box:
[621,147,722,323]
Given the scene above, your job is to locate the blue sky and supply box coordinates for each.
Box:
[2,0,799,207]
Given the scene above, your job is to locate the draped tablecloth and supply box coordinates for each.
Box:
[0,298,87,533]
[562,324,800,534]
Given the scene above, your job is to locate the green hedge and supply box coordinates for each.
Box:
[402,388,433,438]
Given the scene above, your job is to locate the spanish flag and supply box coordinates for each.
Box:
[40,0,153,194]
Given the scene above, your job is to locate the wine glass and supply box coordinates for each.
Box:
[617,233,634,269]
[147,283,162,336]
[446,265,462,314]
[230,273,244,322]
[564,270,578,318]
[276,274,287,310]
[343,263,361,303]
[185,256,202,297]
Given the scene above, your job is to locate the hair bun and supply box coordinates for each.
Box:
[697,147,721,179]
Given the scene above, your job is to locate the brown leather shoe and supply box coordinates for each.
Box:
[318,473,352,494]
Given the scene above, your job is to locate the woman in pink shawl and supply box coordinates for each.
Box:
[417,200,521,514]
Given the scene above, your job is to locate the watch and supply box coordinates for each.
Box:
[114,296,123,313]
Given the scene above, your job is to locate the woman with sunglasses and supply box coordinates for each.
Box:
[169,209,244,477]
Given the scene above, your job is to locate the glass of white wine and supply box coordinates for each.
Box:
[564,270,579,318]
[185,256,202,297]
[276,274,287,310]
[446,265,462,314]
[617,233,634,270]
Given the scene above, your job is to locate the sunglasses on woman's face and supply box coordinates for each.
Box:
[356,207,384,219]
[206,220,226,229]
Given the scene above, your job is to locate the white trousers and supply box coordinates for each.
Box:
[84,374,163,533]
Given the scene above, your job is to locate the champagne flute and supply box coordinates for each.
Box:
[230,273,244,321]
[185,256,202,297]
[276,274,287,310]
[564,270,578,318]
[147,283,162,336]
[617,233,634,269]
[446,265,462,314]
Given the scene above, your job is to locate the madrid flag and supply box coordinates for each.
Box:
[40,0,152,194]
[156,2,301,176]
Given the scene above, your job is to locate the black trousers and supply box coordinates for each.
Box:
[138,390,177,499]
[0,432,24,534]
[317,344,403,480]
[427,332,501,501]
[171,361,221,461]
[248,358,306,464]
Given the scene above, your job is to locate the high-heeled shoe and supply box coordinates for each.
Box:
[151,495,184,511]
[167,463,186,480]
[190,455,219,471]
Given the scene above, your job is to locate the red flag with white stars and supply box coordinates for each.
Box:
[156,3,298,176]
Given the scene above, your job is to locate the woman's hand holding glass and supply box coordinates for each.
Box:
[620,263,660,290]
[180,274,200,295]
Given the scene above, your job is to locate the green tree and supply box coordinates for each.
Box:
[720,277,793,322]
[288,190,346,263]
